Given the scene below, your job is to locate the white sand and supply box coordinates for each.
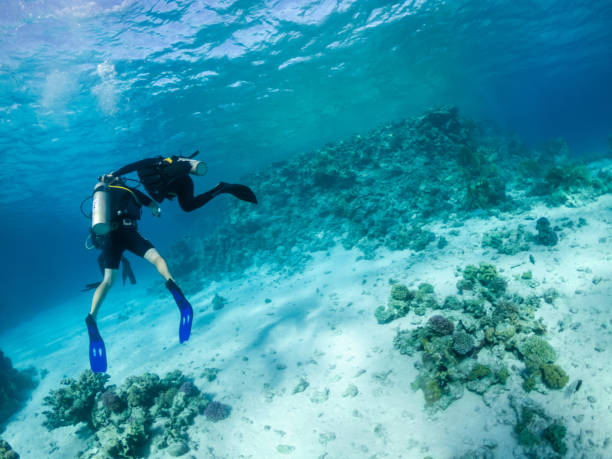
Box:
[1,194,611,458]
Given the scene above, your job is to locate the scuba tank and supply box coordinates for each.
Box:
[179,157,207,176]
[91,181,111,235]
[181,150,207,176]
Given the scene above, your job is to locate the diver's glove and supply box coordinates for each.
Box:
[99,173,115,184]
[149,203,161,217]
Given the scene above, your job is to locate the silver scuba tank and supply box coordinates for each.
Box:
[179,158,207,176]
[91,181,111,235]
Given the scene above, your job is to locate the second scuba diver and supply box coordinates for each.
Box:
[86,177,193,373]
[102,151,258,211]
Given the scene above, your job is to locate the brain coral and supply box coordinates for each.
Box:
[541,364,569,389]
[452,332,475,356]
[100,389,124,414]
[178,381,199,397]
[204,401,231,422]
[427,315,454,336]
[519,336,557,372]
[390,284,411,301]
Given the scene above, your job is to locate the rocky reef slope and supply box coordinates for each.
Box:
[169,106,611,290]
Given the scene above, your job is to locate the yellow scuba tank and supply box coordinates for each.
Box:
[178,157,207,176]
[91,181,111,235]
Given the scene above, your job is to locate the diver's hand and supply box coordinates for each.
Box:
[100,173,115,184]
[150,204,161,217]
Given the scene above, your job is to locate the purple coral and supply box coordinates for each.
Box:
[100,390,124,413]
[178,381,199,397]
[204,401,231,422]
[427,315,454,335]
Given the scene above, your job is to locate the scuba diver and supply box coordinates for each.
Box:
[82,229,136,292]
[102,151,257,211]
[86,177,193,373]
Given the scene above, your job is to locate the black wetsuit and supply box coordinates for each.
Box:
[95,251,135,284]
[168,175,226,212]
[112,157,232,212]
[102,185,154,270]
[83,231,136,291]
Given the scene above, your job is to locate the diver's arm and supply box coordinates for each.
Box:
[111,157,161,177]
[131,188,154,206]
[132,187,161,216]
[149,202,161,217]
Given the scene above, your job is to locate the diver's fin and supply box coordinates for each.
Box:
[82,282,102,292]
[218,182,257,204]
[85,314,107,373]
[166,279,193,343]
[122,261,128,285]
[122,257,136,285]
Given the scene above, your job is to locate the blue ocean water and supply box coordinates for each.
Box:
[0,2,612,457]
[1,0,611,328]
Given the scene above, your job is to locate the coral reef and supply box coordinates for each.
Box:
[42,370,230,458]
[442,295,463,310]
[0,439,19,459]
[534,217,558,246]
[468,364,491,381]
[100,388,125,413]
[464,173,507,210]
[203,401,231,422]
[375,282,441,323]
[543,423,568,455]
[413,377,442,405]
[518,336,557,372]
[390,284,411,301]
[0,350,36,428]
[452,332,474,356]
[457,263,507,304]
[386,264,567,417]
[512,397,567,456]
[540,364,569,390]
[212,294,227,311]
[386,225,436,252]
[481,225,530,255]
[200,367,219,382]
[165,106,611,289]
[427,315,454,336]
[42,371,109,429]
[541,288,560,305]
[528,161,612,206]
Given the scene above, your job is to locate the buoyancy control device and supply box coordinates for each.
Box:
[137,151,207,201]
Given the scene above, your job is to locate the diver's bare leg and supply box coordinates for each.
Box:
[90,269,118,319]
[144,248,173,281]
[146,248,193,343]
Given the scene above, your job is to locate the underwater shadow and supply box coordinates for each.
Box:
[192,309,217,330]
[247,292,319,350]
[214,288,324,390]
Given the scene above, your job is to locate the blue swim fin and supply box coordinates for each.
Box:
[85,314,107,373]
[166,279,193,343]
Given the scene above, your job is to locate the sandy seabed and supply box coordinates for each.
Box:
[1,195,611,459]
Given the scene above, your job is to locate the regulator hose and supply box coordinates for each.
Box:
[80,196,92,219]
